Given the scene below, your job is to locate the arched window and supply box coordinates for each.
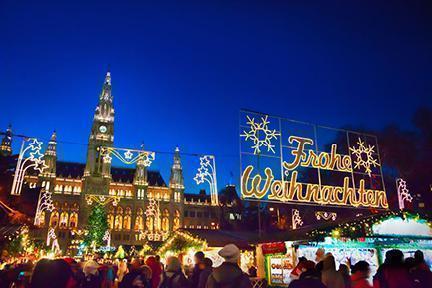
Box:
[115,215,123,230]
[134,215,144,231]
[146,217,154,231]
[174,210,180,230]
[162,209,169,231]
[117,206,123,215]
[69,212,78,228]
[50,211,59,227]
[122,207,131,230]
[59,212,69,229]
[108,214,114,229]
[123,215,131,230]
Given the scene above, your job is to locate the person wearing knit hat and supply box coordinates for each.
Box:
[218,244,240,263]
[206,244,252,288]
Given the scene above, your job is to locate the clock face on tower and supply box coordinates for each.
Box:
[99,125,107,133]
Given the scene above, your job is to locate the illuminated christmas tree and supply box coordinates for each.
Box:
[84,204,108,247]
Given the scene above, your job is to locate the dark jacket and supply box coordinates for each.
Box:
[198,267,212,288]
[206,262,251,288]
[163,271,189,288]
[119,270,151,288]
[190,264,202,288]
[289,269,327,288]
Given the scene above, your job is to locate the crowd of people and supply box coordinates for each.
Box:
[288,249,432,288]
[1,246,431,288]
[0,244,253,288]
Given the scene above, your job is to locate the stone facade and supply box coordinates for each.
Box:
[20,71,220,249]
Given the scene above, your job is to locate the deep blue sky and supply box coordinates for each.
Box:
[1,0,431,193]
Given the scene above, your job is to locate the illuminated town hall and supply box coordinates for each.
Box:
[2,71,221,249]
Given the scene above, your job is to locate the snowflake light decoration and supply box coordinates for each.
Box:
[241,115,280,154]
[349,138,380,177]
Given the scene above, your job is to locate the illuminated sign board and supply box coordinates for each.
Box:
[240,110,388,209]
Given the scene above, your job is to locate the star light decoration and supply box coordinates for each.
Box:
[349,138,380,177]
[241,115,280,154]
[124,150,133,160]
[100,146,155,166]
[34,182,55,226]
[292,209,303,230]
[396,178,412,210]
[193,155,219,206]
[11,138,48,196]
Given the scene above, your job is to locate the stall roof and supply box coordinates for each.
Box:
[184,229,258,249]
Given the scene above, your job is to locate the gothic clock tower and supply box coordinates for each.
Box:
[82,71,114,196]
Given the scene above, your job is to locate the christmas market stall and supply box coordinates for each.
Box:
[156,229,256,272]
[300,212,432,276]
[255,211,432,286]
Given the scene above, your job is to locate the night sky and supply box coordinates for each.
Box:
[1,0,431,193]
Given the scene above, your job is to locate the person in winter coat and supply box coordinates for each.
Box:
[161,256,189,288]
[119,264,152,288]
[373,249,413,288]
[288,261,326,288]
[83,260,102,288]
[339,264,351,288]
[206,244,252,288]
[197,258,213,288]
[405,257,432,288]
[351,261,372,288]
[321,255,345,288]
[190,251,205,288]
[146,256,162,288]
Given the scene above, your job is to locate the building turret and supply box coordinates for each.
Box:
[40,131,57,178]
[169,147,184,189]
[134,145,148,187]
[0,125,12,157]
[134,146,148,200]
[84,70,115,178]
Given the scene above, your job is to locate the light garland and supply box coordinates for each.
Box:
[10,138,48,195]
[315,211,337,221]
[156,230,207,256]
[100,146,155,166]
[308,211,432,240]
[85,194,120,206]
[194,155,219,206]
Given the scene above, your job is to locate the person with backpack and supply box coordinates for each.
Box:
[206,244,252,288]
[160,256,189,288]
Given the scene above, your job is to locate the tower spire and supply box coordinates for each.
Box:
[169,146,184,188]
[40,130,57,178]
[0,124,12,156]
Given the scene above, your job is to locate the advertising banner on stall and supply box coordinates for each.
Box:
[239,110,388,209]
